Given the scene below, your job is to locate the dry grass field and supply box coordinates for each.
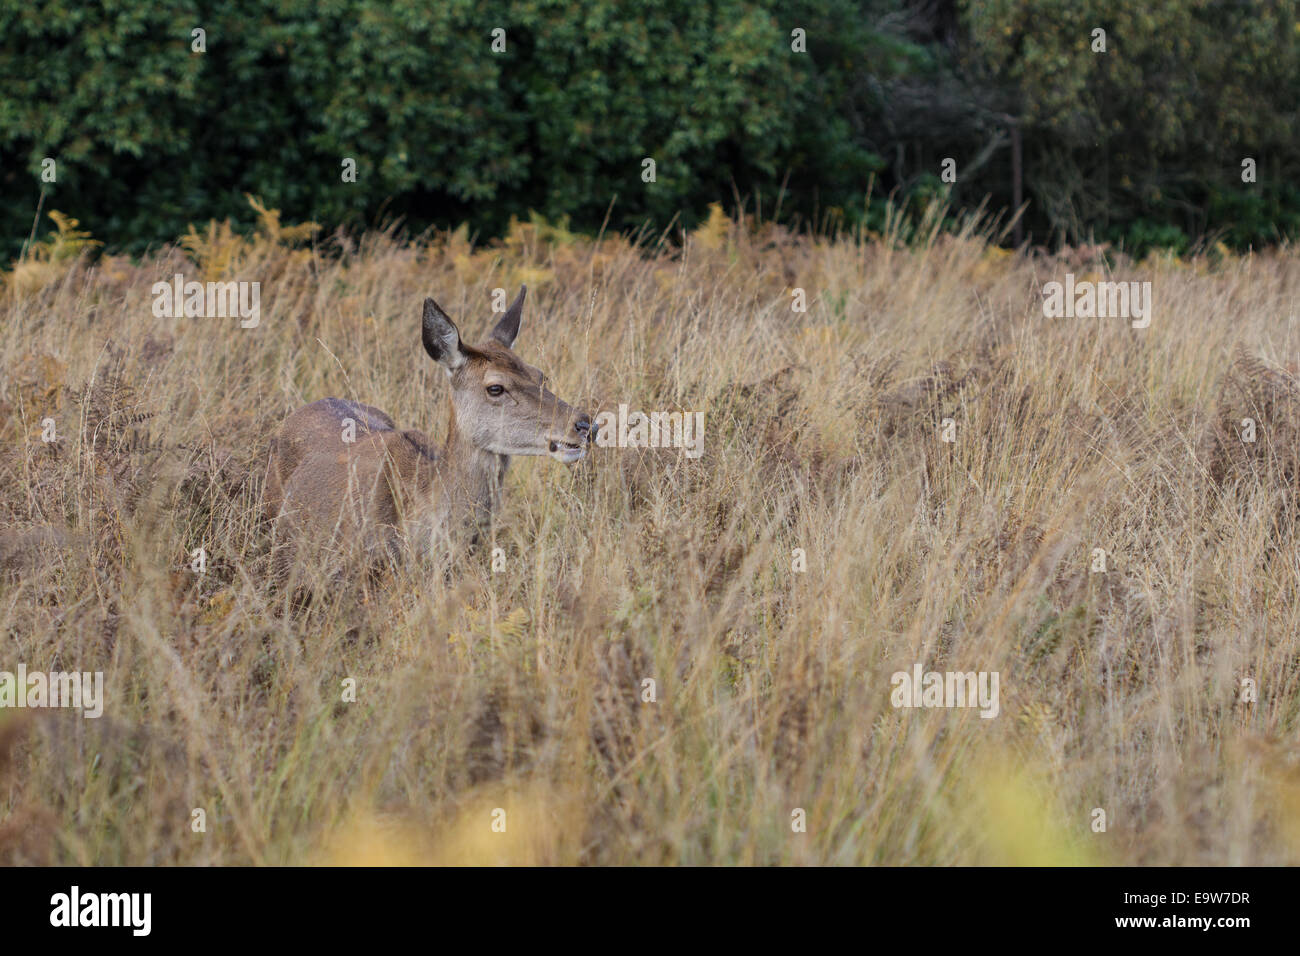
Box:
[3,201,1300,865]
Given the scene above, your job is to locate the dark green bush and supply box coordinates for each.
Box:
[2,0,1298,259]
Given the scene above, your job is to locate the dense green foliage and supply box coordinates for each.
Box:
[3,0,1298,258]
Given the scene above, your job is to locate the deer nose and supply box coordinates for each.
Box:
[575,414,594,441]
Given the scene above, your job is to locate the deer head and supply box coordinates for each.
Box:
[421,286,593,463]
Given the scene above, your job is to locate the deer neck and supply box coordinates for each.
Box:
[439,404,509,532]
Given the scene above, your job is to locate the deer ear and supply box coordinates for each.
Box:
[422,297,466,370]
[491,285,525,349]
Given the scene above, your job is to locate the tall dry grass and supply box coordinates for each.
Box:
[2,201,1300,865]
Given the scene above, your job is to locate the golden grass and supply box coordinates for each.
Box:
[2,203,1300,865]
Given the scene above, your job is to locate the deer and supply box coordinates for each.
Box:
[264,286,593,580]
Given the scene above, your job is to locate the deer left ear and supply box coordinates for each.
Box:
[491,285,525,349]
[422,297,466,370]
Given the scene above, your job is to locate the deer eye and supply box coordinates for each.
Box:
[486,384,505,397]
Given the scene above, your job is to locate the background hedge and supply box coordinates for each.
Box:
[3,0,1298,258]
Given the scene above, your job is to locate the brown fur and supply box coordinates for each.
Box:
[265,290,591,579]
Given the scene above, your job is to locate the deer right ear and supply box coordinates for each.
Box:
[491,285,525,348]
[422,297,466,370]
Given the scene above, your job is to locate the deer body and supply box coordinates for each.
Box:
[265,287,591,573]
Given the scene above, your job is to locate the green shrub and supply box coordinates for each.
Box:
[3,0,1298,258]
